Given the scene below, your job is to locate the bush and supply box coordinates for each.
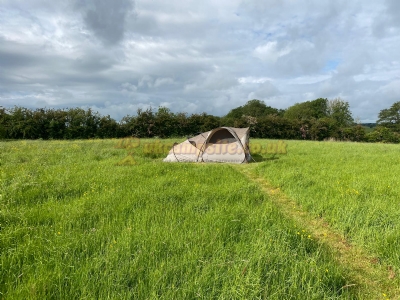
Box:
[365,126,400,143]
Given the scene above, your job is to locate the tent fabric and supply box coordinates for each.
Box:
[163,127,251,164]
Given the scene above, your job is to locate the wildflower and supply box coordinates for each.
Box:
[57,232,61,235]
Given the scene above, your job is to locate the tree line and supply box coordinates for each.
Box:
[1,98,400,143]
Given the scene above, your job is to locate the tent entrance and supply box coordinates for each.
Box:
[207,128,236,144]
[202,128,246,163]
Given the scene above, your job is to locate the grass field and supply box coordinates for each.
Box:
[0,138,399,299]
[252,140,400,265]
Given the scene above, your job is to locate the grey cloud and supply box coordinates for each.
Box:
[248,81,279,100]
[154,77,174,88]
[71,54,117,73]
[372,0,400,36]
[75,0,135,45]
[386,0,400,27]
[381,79,400,101]
[1,0,400,122]
[200,72,238,91]
[0,49,39,69]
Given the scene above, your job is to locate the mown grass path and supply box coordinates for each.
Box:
[235,164,400,300]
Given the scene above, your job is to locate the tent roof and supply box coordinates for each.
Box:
[188,127,249,145]
[229,127,249,140]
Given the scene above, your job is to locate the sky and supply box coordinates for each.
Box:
[1,0,400,122]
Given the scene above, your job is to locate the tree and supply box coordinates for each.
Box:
[120,108,156,138]
[7,106,34,139]
[154,107,177,137]
[327,98,353,127]
[225,99,282,120]
[98,115,119,138]
[65,108,87,139]
[83,108,101,138]
[256,115,300,139]
[377,101,400,132]
[0,106,10,139]
[309,117,337,140]
[47,109,68,139]
[366,126,400,143]
[175,112,190,136]
[284,98,328,120]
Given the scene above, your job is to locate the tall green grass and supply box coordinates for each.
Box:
[0,139,358,299]
[254,139,400,273]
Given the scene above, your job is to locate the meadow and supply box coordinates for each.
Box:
[0,138,398,299]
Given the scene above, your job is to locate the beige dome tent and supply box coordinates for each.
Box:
[163,127,252,164]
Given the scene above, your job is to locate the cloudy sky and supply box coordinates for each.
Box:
[1,0,400,122]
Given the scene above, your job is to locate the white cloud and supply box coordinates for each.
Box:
[247,81,279,100]
[0,0,399,122]
[138,75,154,88]
[154,77,174,87]
[381,80,400,99]
[238,77,273,84]
[253,41,291,63]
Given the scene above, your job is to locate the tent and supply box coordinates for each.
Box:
[163,127,252,164]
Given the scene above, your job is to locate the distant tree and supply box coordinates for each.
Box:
[256,115,300,139]
[366,126,400,143]
[175,112,190,136]
[83,108,101,138]
[154,107,176,137]
[338,125,366,142]
[200,114,221,132]
[98,115,119,138]
[30,108,50,139]
[0,106,10,139]
[65,108,87,139]
[47,109,68,139]
[327,98,353,127]
[309,117,337,140]
[7,106,34,139]
[284,98,328,120]
[137,108,156,137]
[377,101,400,132]
[225,99,282,120]
[119,115,136,137]
[0,100,373,142]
